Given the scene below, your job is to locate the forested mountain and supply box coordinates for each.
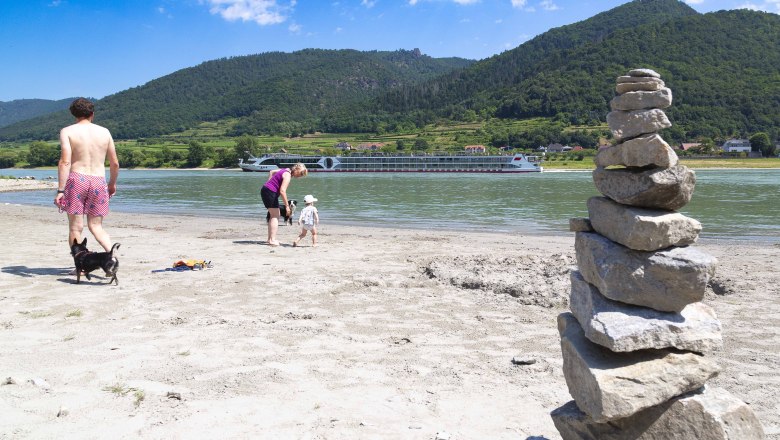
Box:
[1,0,779,143]
[374,0,698,117]
[0,98,75,128]
[0,49,472,140]
[506,10,780,141]
[369,0,780,141]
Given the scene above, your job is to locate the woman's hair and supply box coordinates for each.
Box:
[291,162,308,177]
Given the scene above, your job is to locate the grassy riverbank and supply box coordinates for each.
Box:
[3,118,778,170]
[4,156,780,173]
[677,157,780,168]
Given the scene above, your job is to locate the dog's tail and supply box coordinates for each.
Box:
[109,243,121,255]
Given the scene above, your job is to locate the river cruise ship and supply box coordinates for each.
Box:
[239,153,542,173]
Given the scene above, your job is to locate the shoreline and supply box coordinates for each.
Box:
[0,179,56,192]
[3,196,772,246]
[4,163,780,174]
[1,204,779,438]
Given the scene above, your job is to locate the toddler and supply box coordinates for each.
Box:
[293,194,320,247]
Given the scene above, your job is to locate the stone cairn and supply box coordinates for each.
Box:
[550,69,765,439]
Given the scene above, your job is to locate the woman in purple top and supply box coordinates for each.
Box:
[261,162,308,246]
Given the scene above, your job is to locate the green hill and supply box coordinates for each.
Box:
[504,9,780,141]
[0,49,472,141]
[0,98,75,128]
[371,0,780,142]
[374,0,698,116]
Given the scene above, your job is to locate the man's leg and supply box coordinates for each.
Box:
[68,214,84,248]
[87,215,112,252]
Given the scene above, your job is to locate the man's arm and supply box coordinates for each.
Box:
[106,134,119,196]
[54,129,72,206]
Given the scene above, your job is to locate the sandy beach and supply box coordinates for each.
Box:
[0,179,56,193]
[1,197,779,438]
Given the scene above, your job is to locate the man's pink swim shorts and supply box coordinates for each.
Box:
[60,172,110,217]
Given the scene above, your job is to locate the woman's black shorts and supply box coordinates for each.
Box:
[261,186,279,209]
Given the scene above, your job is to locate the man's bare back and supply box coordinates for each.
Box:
[59,120,116,176]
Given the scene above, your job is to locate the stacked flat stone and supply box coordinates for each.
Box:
[551,69,765,439]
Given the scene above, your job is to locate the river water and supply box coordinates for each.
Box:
[1,168,778,242]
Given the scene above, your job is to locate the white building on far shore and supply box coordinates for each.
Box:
[721,139,752,153]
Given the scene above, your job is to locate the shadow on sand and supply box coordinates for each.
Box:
[2,266,115,285]
[2,266,71,278]
[233,240,292,247]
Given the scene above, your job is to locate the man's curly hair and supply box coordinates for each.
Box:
[69,98,94,119]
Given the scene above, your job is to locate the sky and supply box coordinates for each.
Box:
[1,0,777,102]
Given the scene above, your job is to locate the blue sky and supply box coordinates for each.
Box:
[1,0,777,101]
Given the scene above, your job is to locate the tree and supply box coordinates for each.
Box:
[749,132,773,157]
[396,140,406,151]
[26,141,59,167]
[0,155,17,168]
[235,135,260,159]
[380,144,396,154]
[320,147,339,156]
[187,141,206,167]
[690,139,718,156]
[413,139,429,151]
[159,146,174,164]
[214,148,238,168]
[116,148,146,168]
[140,154,162,168]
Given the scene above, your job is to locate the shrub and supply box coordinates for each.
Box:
[26,141,59,167]
[0,156,16,168]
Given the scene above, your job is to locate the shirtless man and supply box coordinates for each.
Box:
[54,98,120,252]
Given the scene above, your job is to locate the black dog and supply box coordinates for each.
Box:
[70,238,121,285]
[266,199,297,226]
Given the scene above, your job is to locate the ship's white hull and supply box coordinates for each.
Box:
[239,154,542,173]
[238,161,279,172]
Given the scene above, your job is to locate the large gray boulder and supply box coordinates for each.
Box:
[575,232,717,312]
[595,134,678,168]
[607,109,672,141]
[616,76,666,94]
[551,387,765,440]
[610,88,673,111]
[569,271,722,353]
[558,313,720,422]
[592,165,695,211]
[587,196,701,251]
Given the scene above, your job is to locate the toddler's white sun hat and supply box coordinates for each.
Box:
[303,194,318,203]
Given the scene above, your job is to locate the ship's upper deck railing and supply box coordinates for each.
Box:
[256,152,537,159]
